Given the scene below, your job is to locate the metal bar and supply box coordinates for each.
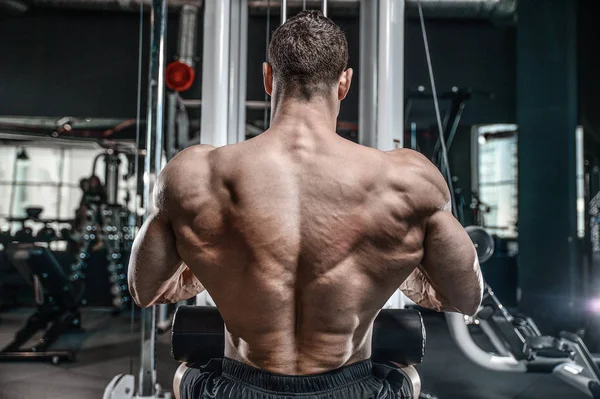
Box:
[56,148,64,218]
[238,0,249,142]
[176,101,190,150]
[8,150,19,220]
[479,320,512,356]
[166,92,177,159]
[178,5,199,66]
[445,312,527,372]
[228,0,241,144]
[281,0,287,24]
[31,0,517,20]
[0,181,79,187]
[446,102,466,151]
[157,303,169,329]
[139,0,168,395]
[471,126,481,198]
[104,153,120,204]
[358,0,377,148]
[376,0,404,150]
[576,126,585,238]
[200,0,231,147]
[180,98,270,109]
[321,0,327,16]
[431,100,454,160]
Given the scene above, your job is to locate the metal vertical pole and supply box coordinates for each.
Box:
[228,0,241,144]
[139,0,167,396]
[358,0,378,148]
[321,0,328,16]
[238,0,248,143]
[576,125,585,239]
[178,5,199,66]
[377,0,404,151]
[201,0,231,147]
[104,152,120,204]
[166,92,177,159]
[281,0,287,24]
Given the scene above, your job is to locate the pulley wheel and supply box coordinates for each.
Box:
[465,225,495,263]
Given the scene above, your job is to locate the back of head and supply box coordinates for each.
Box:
[268,10,348,101]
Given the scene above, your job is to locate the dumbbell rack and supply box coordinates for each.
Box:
[100,204,133,311]
[68,205,97,302]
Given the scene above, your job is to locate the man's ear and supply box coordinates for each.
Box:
[263,62,273,96]
[338,68,353,101]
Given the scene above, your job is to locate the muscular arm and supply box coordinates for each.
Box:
[397,150,483,315]
[128,211,203,307]
[128,152,206,308]
[401,211,483,315]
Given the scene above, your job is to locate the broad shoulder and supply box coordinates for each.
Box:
[385,148,451,212]
[154,145,216,210]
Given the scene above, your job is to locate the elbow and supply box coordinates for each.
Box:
[456,286,484,316]
[132,294,155,308]
[458,297,482,316]
[129,282,157,308]
[128,267,156,308]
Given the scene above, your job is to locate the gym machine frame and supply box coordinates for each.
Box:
[447,286,600,398]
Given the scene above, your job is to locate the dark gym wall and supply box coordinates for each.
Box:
[578,1,600,143]
[0,9,516,129]
[517,0,580,333]
[0,9,188,118]
[405,20,516,127]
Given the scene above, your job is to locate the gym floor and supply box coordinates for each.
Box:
[0,309,586,399]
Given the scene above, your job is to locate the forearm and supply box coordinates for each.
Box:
[401,261,482,314]
[128,212,190,307]
[430,253,483,314]
[415,209,484,315]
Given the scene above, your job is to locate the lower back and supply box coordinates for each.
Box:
[220,272,383,375]
[212,255,410,375]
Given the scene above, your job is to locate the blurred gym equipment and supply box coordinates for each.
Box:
[0,245,82,364]
[447,286,600,398]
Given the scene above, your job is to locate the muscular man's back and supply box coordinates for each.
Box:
[166,128,431,375]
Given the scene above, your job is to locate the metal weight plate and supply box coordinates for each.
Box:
[465,225,495,263]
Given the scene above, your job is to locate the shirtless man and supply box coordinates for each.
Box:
[128,10,483,399]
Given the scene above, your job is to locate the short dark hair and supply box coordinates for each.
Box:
[268,10,348,101]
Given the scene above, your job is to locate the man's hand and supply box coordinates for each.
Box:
[400,266,461,313]
[151,264,205,304]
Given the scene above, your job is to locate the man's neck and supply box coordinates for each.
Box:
[270,96,338,133]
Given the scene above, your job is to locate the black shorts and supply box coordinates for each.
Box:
[180,357,414,399]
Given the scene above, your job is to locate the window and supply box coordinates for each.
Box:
[471,124,518,238]
[0,144,131,235]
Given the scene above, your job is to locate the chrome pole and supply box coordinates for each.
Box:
[377,0,404,150]
[358,0,377,147]
[200,0,231,146]
[281,0,287,24]
[139,0,167,395]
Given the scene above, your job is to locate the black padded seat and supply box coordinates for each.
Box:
[172,306,426,366]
